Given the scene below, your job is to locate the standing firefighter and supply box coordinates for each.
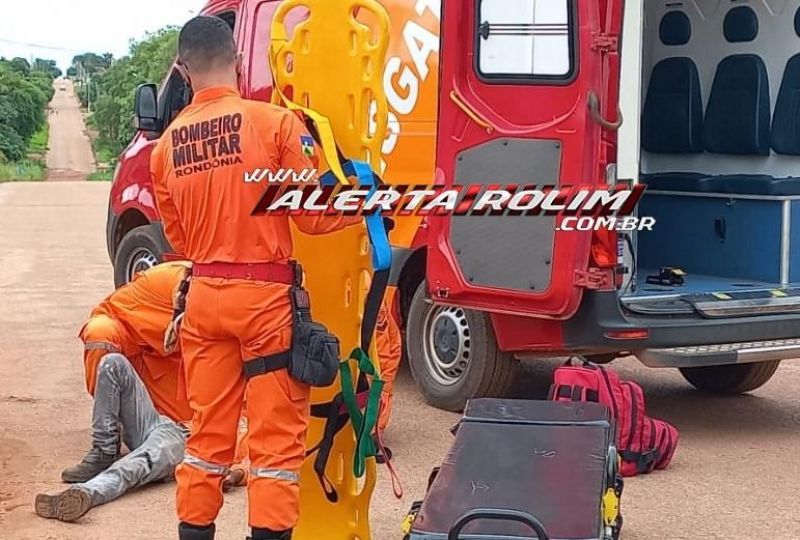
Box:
[151,16,358,540]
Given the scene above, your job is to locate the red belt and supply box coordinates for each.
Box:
[192,262,294,284]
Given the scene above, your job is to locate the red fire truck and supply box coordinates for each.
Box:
[109,0,800,411]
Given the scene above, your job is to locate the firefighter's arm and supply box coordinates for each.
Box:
[150,144,188,255]
[164,265,191,355]
[277,113,362,234]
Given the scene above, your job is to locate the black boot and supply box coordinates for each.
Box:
[61,447,119,483]
[179,522,215,540]
[249,527,292,540]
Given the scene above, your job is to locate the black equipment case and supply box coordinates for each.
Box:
[403,399,623,540]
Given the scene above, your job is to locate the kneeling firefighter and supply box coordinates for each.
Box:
[150,16,362,540]
[35,262,249,522]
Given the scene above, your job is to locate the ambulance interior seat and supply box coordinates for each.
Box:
[771,55,800,157]
[773,5,800,161]
[702,55,770,157]
[640,56,709,191]
[640,12,712,192]
[642,6,800,196]
[705,6,769,164]
[706,5,800,196]
[697,52,775,194]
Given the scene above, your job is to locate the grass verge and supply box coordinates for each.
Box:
[29,123,50,155]
[94,145,117,166]
[0,160,47,182]
[87,132,119,182]
[88,169,114,181]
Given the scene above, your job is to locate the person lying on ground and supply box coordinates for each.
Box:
[34,262,246,522]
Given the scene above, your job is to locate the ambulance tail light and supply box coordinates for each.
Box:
[591,229,617,268]
[590,229,623,289]
[604,329,649,340]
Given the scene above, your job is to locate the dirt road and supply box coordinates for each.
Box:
[1,181,799,539]
[45,80,96,181]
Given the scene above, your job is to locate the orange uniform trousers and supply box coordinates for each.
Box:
[80,314,192,424]
[175,277,310,530]
[376,301,402,433]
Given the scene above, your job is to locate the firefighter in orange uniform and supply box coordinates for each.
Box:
[36,262,193,521]
[78,262,194,425]
[151,16,359,540]
[376,300,402,436]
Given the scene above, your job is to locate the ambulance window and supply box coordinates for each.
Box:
[217,11,237,31]
[476,0,574,82]
[160,69,193,126]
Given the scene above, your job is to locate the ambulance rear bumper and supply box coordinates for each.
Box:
[560,291,800,366]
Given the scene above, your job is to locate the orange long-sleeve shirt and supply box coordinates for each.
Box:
[150,86,359,263]
[81,262,193,422]
[90,262,190,357]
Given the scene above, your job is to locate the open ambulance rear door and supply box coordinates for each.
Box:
[427,0,624,319]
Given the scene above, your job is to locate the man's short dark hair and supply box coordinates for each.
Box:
[178,16,236,72]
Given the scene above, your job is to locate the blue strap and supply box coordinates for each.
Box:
[320,160,392,272]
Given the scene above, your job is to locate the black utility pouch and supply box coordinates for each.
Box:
[288,265,341,387]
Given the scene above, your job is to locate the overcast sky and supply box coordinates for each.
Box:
[0,0,203,72]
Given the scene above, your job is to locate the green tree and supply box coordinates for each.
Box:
[0,59,55,162]
[32,58,61,79]
[0,113,27,162]
[88,27,179,157]
[9,57,31,76]
[71,52,113,77]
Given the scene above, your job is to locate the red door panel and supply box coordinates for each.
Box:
[427,0,623,319]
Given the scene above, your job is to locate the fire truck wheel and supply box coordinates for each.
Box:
[113,224,170,288]
[406,280,516,412]
[679,360,781,394]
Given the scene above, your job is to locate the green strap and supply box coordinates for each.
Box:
[339,347,384,478]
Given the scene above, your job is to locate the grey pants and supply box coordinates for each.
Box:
[77,354,187,507]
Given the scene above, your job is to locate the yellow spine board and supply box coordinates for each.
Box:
[269,1,392,539]
[271,0,390,172]
[293,234,376,540]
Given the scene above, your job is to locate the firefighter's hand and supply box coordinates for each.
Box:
[222,467,247,492]
[164,313,184,354]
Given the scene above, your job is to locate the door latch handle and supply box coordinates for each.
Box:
[587,90,623,131]
[450,90,494,134]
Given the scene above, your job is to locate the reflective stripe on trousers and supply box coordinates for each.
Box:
[249,467,300,483]
[182,453,230,477]
[84,341,121,353]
